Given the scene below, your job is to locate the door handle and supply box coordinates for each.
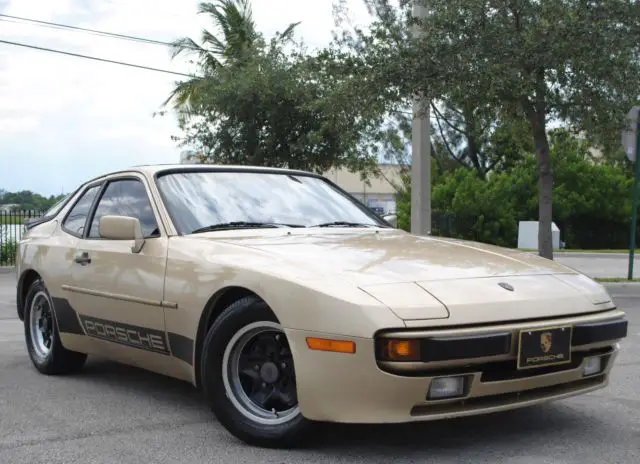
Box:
[74,251,91,265]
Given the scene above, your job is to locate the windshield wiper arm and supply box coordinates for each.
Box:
[191,221,304,234]
[308,221,378,228]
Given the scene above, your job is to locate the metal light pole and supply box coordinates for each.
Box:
[623,106,640,279]
[410,0,431,236]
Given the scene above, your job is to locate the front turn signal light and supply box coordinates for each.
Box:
[379,339,421,361]
[306,337,356,354]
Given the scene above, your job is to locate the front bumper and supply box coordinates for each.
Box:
[285,309,627,423]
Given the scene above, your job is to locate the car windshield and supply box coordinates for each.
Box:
[155,170,387,235]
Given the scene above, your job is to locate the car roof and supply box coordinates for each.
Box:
[79,164,322,187]
[133,164,318,177]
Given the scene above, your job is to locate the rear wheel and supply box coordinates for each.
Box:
[200,296,314,448]
[24,279,87,374]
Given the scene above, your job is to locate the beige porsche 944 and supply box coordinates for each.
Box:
[15,165,628,448]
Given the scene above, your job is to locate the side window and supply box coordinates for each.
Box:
[88,179,160,239]
[62,185,100,236]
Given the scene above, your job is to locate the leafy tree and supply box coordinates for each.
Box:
[163,1,387,175]
[0,190,65,211]
[430,101,534,178]
[336,0,640,258]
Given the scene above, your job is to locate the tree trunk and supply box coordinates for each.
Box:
[530,110,553,260]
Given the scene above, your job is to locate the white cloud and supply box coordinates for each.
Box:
[0,115,39,134]
[0,0,372,196]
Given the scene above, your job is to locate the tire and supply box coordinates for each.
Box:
[201,296,315,448]
[24,278,87,375]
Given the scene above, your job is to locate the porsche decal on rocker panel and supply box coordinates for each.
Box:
[78,315,170,355]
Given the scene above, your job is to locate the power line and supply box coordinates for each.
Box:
[0,39,198,78]
[0,13,187,48]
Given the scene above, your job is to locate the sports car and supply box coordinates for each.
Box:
[15,164,628,448]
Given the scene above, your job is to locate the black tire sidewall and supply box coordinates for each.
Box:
[24,279,57,371]
[201,296,312,448]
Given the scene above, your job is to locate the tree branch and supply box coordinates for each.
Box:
[433,108,466,165]
[430,102,467,136]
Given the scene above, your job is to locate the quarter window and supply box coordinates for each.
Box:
[62,185,100,236]
[88,179,159,239]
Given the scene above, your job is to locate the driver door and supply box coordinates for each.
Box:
[63,174,172,374]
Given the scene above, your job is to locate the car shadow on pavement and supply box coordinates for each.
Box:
[73,357,602,457]
[307,404,604,460]
[75,358,206,406]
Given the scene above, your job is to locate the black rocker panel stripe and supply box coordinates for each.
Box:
[51,297,85,335]
[167,332,194,366]
[79,314,170,355]
[51,297,194,365]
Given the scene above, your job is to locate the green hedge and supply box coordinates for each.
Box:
[396,131,634,249]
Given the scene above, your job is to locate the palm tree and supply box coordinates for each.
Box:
[164,0,298,115]
[163,0,258,113]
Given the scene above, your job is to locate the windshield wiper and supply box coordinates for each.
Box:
[308,221,378,228]
[191,221,304,234]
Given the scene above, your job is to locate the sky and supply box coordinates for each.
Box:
[0,0,372,197]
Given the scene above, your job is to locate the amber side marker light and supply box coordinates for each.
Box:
[379,339,421,361]
[306,337,356,354]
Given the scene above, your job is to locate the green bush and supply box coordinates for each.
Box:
[396,130,633,249]
[0,239,17,266]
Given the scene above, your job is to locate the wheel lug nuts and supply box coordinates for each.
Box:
[262,382,266,388]
[281,363,286,368]
[254,365,260,371]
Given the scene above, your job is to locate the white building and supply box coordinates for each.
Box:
[0,204,19,212]
[322,164,403,214]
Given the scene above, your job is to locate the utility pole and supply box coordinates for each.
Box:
[410,0,431,236]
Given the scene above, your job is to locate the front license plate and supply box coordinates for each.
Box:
[517,326,573,370]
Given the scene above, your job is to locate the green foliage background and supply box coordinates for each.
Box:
[396,129,634,249]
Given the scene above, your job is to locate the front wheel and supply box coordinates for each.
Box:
[200,296,314,448]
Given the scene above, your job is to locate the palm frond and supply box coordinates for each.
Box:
[200,29,227,56]
[278,22,301,42]
[163,77,208,110]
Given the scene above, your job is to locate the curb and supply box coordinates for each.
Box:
[601,282,640,288]
[0,267,15,274]
[556,253,633,259]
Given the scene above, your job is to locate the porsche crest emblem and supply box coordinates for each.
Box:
[540,332,553,353]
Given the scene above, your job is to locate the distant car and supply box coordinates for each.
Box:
[15,165,628,448]
[369,206,385,215]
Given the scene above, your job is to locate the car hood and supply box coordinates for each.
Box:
[211,228,575,285]
[189,229,613,324]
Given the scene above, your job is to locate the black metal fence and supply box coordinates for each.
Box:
[0,210,44,266]
[0,208,635,267]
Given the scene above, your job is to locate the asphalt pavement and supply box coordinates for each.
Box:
[0,271,638,464]
[553,252,640,279]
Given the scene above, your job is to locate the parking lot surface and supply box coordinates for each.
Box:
[0,272,638,464]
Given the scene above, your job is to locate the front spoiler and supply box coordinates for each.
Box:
[285,312,624,424]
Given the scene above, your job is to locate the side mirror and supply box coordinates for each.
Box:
[99,215,145,253]
[382,213,397,228]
